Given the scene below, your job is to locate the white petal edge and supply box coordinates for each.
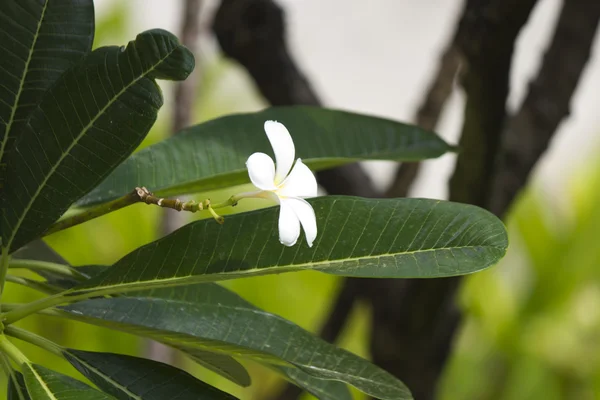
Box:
[246,152,276,190]
[278,158,318,198]
[278,198,300,247]
[283,197,317,247]
[264,120,295,185]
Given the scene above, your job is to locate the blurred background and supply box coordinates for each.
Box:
[6,0,600,399]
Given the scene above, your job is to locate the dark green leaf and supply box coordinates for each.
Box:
[69,197,507,297]
[182,349,251,388]
[61,284,411,400]
[8,371,30,400]
[22,363,114,399]
[77,106,456,206]
[3,29,194,252]
[64,349,238,399]
[0,0,95,171]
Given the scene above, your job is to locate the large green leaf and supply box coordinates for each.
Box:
[22,363,114,400]
[64,349,238,399]
[8,371,30,400]
[77,106,456,206]
[0,0,94,171]
[68,197,507,297]
[2,29,194,252]
[60,284,407,400]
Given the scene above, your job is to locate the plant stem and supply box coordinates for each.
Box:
[0,335,29,365]
[0,247,9,310]
[5,326,63,357]
[1,303,60,317]
[43,187,234,236]
[44,189,142,236]
[2,293,74,324]
[0,353,27,400]
[9,259,87,281]
[5,275,62,295]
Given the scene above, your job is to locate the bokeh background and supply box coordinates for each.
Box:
[6,1,600,399]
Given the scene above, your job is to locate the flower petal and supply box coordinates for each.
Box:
[264,120,295,185]
[246,152,276,190]
[284,197,317,247]
[278,158,318,198]
[278,198,300,247]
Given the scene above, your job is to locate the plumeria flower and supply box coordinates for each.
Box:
[243,121,318,247]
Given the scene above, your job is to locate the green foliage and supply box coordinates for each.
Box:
[0,0,509,399]
[2,28,194,251]
[22,364,113,400]
[78,106,456,206]
[60,197,505,299]
[64,350,238,399]
[0,0,95,170]
[60,284,411,399]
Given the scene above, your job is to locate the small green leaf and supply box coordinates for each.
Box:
[8,371,30,400]
[64,349,238,399]
[69,197,507,297]
[275,367,352,400]
[182,349,251,388]
[60,284,411,400]
[0,0,95,172]
[22,363,114,400]
[77,106,455,206]
[3,29,194,252]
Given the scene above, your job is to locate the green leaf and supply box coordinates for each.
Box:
[77,106,455,206]
[182,349,251,388]
[22,363,114,400]
[8,371,30,400]
[3,29,194,252]
[182,346,349,398]
[275,366,352,400]
[60,284,410,400]
[0,0,95,171]
[64,349,238,399]
[69,197,507,297]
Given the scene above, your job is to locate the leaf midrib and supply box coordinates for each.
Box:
[66,352,141,400]
[0,0,49,165]
[71,242,504,297]
[25,364,58,400]
[7,45,177,250]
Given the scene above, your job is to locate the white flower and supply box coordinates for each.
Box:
[244,121,318,247]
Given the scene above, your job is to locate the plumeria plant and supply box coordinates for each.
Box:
[0,1,508,399]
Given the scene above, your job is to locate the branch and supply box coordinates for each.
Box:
[369,1,540,398]
[211,0,379,198]
[172,0,203,134]
[385,37,462,199]
[489,0,600,217]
